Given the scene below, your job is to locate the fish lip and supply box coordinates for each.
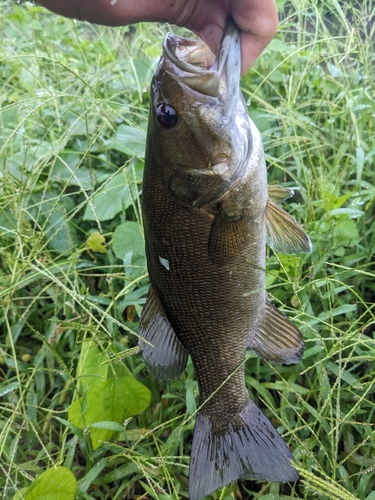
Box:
[163,33,217,75]
[162,17,241,96]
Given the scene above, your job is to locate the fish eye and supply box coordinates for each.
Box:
[156,104,178,129]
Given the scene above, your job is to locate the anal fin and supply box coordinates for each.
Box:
[208,209,247,264]
[265,199,312,254]
[249,301,304,365]
[139,286,188,380]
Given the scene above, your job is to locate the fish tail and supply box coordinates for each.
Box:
[188,400,298,500]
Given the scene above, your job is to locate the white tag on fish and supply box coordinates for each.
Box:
[159,256,170,271]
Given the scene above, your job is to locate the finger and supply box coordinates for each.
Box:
[36,0,181,26]
[195,23,226,56]
[232,0,278,74]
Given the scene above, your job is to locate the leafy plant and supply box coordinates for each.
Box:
[0,0,374,499]
[13,466,77,500]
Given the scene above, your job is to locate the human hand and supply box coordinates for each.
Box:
[36,0,278,74]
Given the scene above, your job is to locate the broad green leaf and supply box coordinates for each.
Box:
[112,221,145,261]
[28,192,78,253]
[87,231,107,253]
[133,58,155,93]
[107,356,133,379]
[124,252,147,281]
[83,172,134,221]
[90,421,124,431]
[0,207,17,236]
[125,156,144,183]
[77,339,108,391]
[13,487,28,500]
[14,466,77,500]
[333,216,359,243]
[45,209,78,253]
[20,67,37,90]
[112,221,146,279]
[267,38,292,54]
[68,377,151,449]
[248,109,276,133]
[276,0,288,10]
[109,124,146,158]
[52,153,95,189]
[330,208,364,217]
[266,269,278,287]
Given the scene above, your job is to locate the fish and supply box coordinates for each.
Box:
[139,17,312,500]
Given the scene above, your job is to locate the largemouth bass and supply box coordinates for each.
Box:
[139,18,311,500]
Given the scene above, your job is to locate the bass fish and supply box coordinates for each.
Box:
[139,17,311,500]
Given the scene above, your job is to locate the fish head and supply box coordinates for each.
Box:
[148,18,252,208]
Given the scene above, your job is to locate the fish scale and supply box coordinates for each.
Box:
[144,153,251,417]
[139,17,312,500]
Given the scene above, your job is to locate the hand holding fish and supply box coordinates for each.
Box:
[36,0,278,74]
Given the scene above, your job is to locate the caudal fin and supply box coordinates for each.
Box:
[189,400,298,500]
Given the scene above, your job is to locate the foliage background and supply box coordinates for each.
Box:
[0,0,374,499]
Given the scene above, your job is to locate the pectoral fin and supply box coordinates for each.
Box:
[139,286,188,380]
[265,200,312,254]
[208,209,248,264]
[249,301,304,365]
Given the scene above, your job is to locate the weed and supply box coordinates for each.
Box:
[0,1,374,499]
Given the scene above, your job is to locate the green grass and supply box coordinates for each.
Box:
[1,0,374,499]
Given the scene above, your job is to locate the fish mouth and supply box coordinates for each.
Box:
[163,17,240,97]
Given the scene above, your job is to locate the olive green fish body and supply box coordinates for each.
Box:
[143,121,266,420]
[140,18,311,500]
